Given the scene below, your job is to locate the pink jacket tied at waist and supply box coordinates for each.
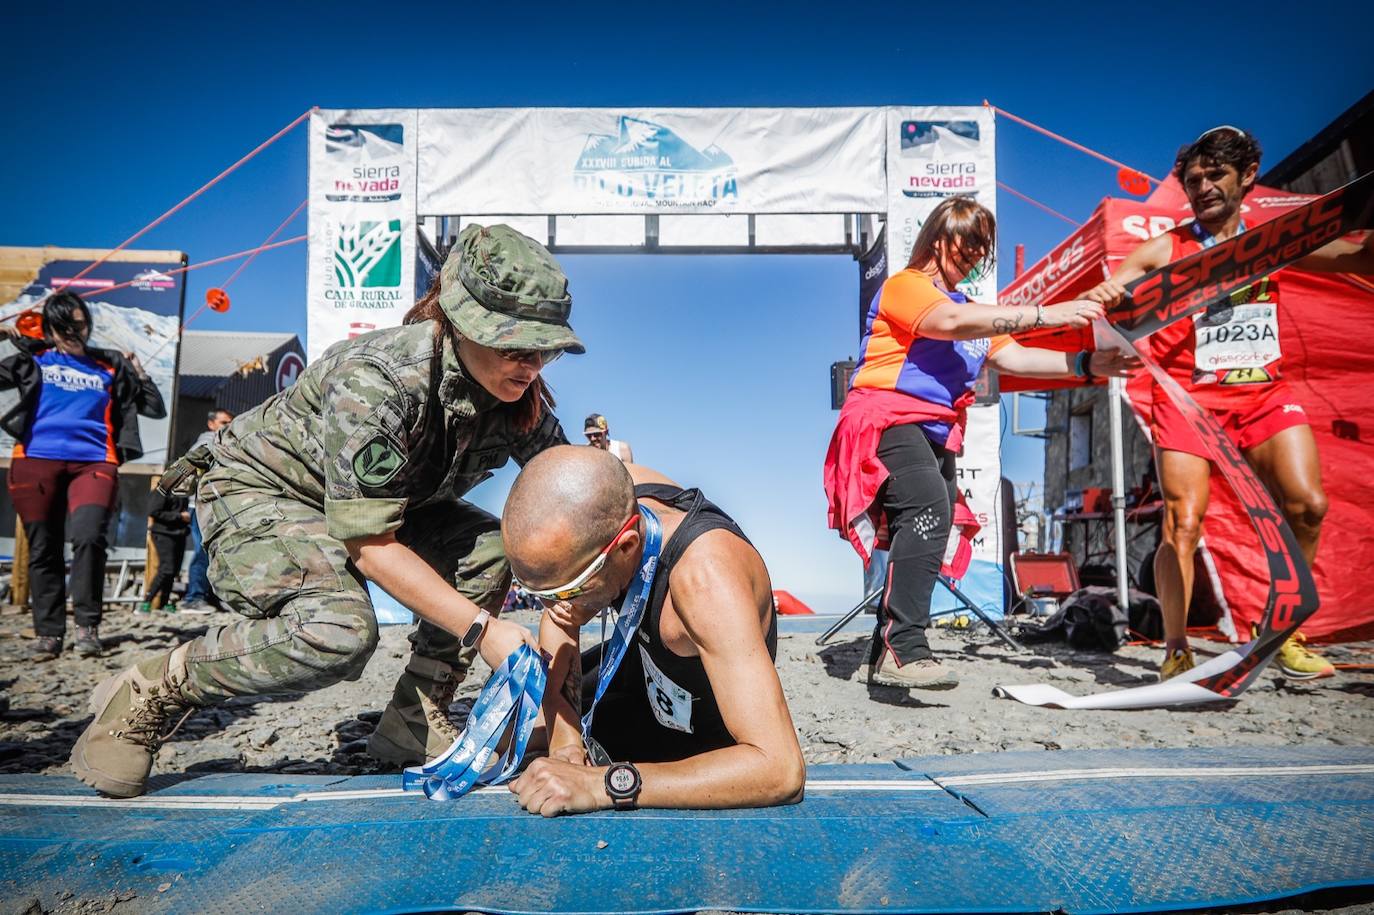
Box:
[823,386,981,578]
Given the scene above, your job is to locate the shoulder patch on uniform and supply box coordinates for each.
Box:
[353,434,405,487]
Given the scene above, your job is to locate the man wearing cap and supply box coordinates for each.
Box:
[583,413,633,463]
[71,224,585,798]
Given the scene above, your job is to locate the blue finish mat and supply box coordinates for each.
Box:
[2,747,1371,914]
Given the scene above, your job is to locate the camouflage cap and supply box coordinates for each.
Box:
[439,224,585,354]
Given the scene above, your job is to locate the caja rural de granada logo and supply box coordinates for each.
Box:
[573,115,738,208]
[324,220,404,310]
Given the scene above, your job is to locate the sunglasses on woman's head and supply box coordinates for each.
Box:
[515,512,641,601]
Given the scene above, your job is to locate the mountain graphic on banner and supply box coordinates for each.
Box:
[577,116,733,173]
[900,121,981,156]
[325,124,404,162]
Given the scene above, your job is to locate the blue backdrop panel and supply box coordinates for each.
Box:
[1,748,1370,914]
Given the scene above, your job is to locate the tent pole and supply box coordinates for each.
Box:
[1108,376,1130,611]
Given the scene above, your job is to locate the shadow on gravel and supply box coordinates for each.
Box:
[0,692,306,774]
[154,623,212,641]
[818,639,868,681]
[0,706,57,724]
[863,683,950,709]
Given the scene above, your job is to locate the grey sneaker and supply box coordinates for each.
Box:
[74,626,103,658]
[178,599,214,616]
[31,636,63,661]
[866,649,959,690]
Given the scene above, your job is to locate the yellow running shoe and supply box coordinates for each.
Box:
[1159,648,1196,681]
[1266,628,1335,680]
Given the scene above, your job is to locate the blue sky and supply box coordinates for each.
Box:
[5,0,1371,612]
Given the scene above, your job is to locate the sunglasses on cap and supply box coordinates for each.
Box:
[1195,125,1247,142]
[514,512,641,601]
[495,347,563,366]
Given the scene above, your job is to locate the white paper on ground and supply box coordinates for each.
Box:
[994,621,1273,708]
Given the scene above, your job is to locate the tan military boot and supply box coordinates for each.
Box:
[367,655,466,766]
[70,643,196,798]
[865,647,960,690]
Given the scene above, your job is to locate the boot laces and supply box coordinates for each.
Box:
[113,670,194,750]
[1285,631,1321,662]
[424,678,461,737]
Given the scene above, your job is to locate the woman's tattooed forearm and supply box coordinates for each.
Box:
[991,309,1026,335]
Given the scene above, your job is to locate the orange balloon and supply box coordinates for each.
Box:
[15,310,43,339]
[206,288,231,313]
[1118,168,1150,196]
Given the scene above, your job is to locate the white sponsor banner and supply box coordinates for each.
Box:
[307,109,418,362]
[884,107,997,299]
[417,108,887,216]
[959,402,1003,567]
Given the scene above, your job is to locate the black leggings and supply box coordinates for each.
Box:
[146,532,188,605]
[873,423,957,664]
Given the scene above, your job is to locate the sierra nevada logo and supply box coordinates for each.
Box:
[573,116,738,208]
[333,220,402,289]
[325,124,404,204]
[900,120,983,199]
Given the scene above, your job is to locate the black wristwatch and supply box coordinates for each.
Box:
[604,762,642,811]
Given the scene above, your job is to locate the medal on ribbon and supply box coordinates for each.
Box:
[402,642,547,800]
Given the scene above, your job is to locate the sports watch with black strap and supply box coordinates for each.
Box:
[604,762,642,810]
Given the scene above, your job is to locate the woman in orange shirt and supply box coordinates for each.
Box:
[825,196,1138,690]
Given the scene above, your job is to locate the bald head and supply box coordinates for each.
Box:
[503,445,637,582]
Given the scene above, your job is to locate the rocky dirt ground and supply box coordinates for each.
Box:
[1,602,1372,914]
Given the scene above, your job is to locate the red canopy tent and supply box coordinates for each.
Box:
[1000,179,1374,642]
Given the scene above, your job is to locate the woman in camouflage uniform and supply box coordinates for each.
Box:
[72,224,583,798]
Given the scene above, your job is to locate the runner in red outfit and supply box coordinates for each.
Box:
[1084,127,1374,680]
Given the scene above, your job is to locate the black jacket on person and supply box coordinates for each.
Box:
[147,490,191,537]
[0,336,166,464]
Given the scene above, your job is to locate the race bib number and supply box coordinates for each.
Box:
[639,645,694,733]
[1192,281,1281,385]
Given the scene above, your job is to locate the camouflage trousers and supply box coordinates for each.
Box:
[179,464,510,704]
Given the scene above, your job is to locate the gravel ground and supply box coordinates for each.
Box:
[2,602,1372,914]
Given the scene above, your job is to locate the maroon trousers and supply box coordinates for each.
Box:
[8,457,119,636]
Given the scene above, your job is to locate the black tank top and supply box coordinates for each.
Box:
[583,483,778,763]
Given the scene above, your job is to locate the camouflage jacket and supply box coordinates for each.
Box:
[210,323,567,541]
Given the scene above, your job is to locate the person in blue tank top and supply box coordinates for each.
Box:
[0,291,165,660]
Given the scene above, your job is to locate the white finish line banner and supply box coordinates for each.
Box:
[306,105,996,358]
[307,108,418,362]
[417,108,887,216]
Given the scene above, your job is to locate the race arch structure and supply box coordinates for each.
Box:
[305,106,1008,617]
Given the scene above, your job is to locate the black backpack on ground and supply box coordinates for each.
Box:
[1020,586,1163,653]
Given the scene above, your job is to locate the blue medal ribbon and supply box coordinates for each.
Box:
[401,642,547,801]
[1191,219,1245,248]
[581,504,662,751]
